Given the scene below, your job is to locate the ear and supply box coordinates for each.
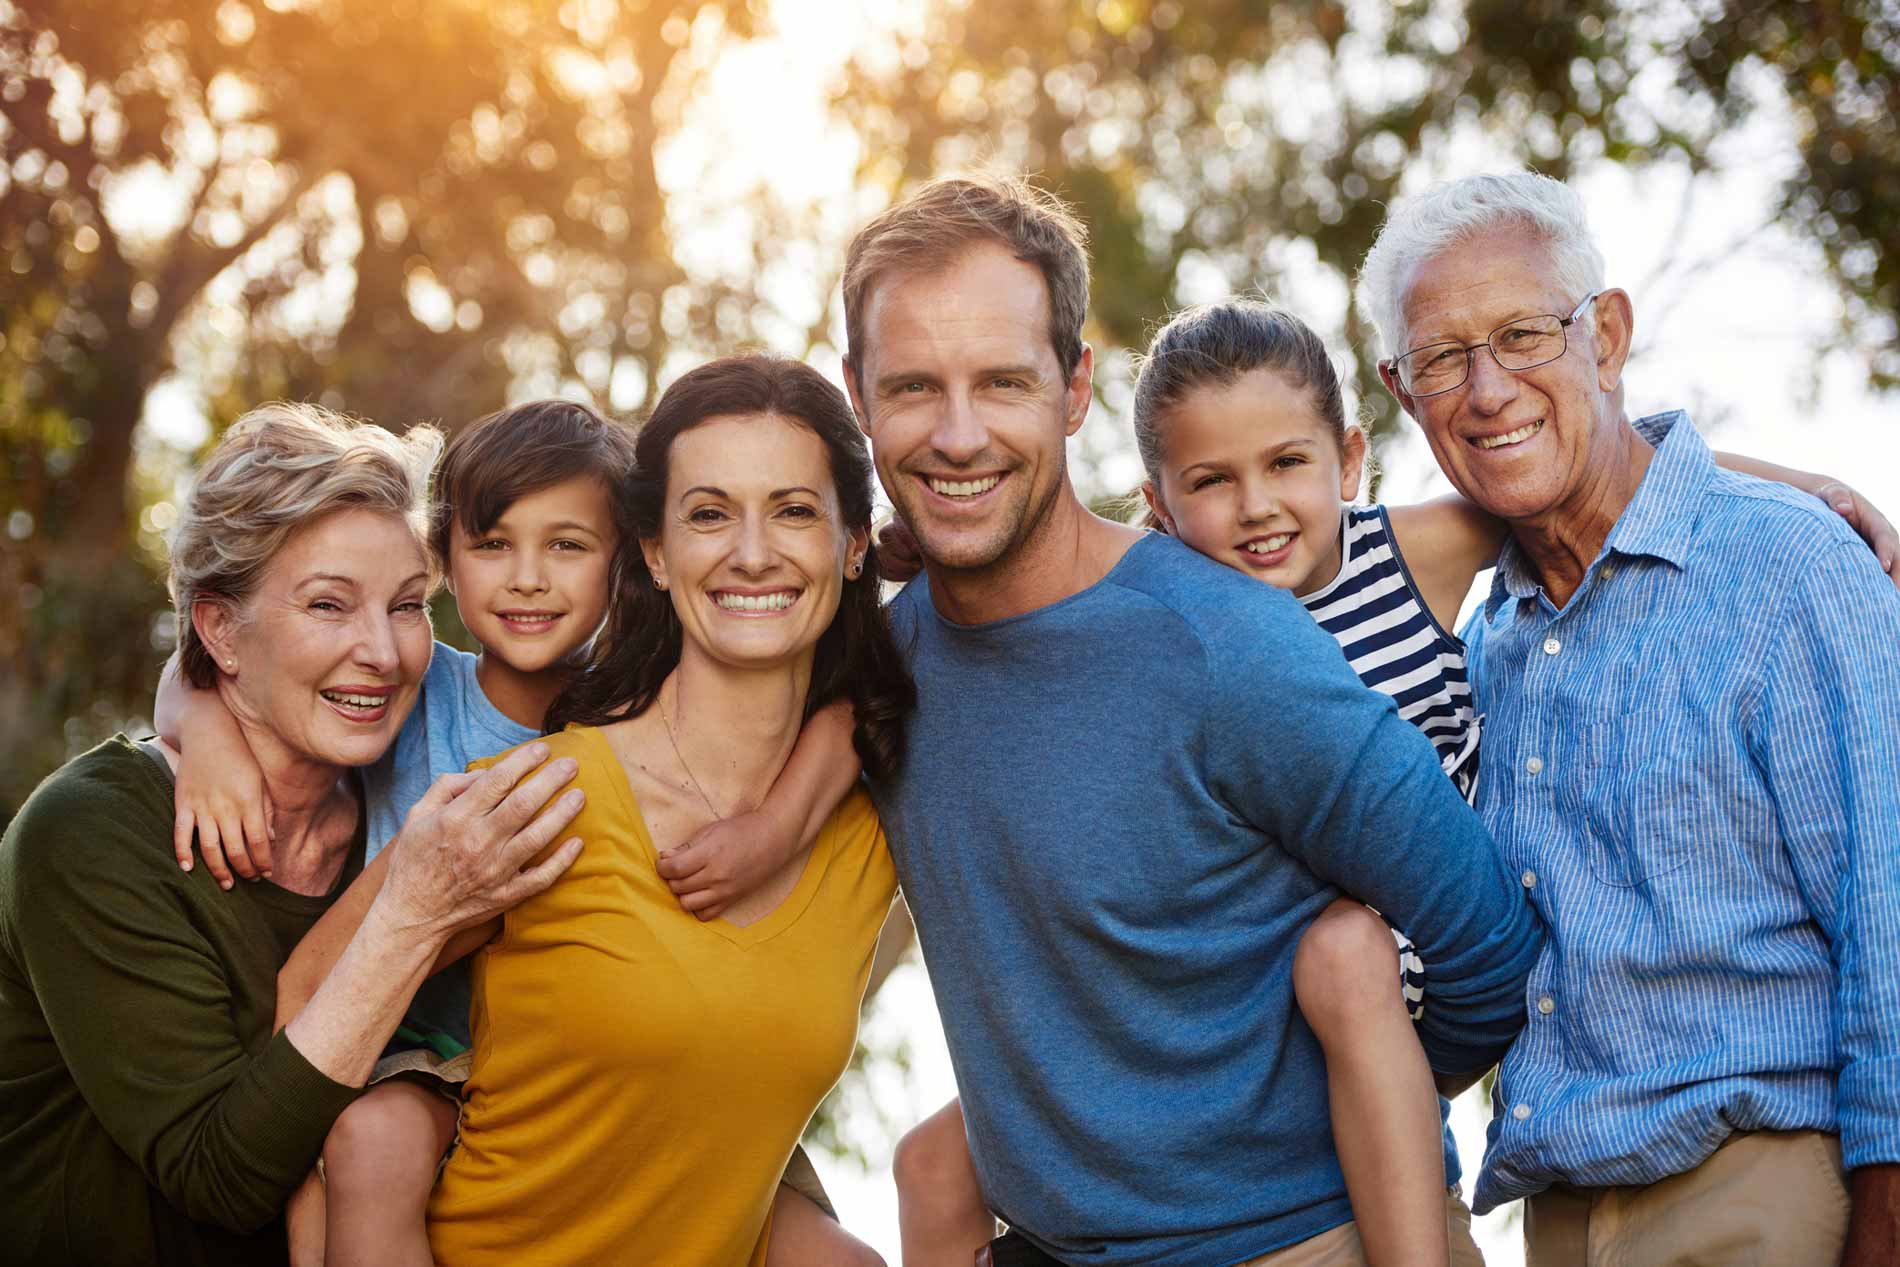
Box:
[1591,288,1634,394]
[1063,344,1095,438]
[1377,359,1419,421]
[1338,424,1369,503]
[845,522,871,577]
[192,598,240,674]
[639,536,668,592]
[1140,480,1175,534]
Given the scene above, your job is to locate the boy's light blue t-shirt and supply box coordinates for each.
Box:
[362,641,542,1047]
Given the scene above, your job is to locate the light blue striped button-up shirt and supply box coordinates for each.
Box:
[1466,411,1900,1213]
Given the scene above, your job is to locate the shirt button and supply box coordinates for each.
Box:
[1525,756,1544,776]
[1543,637,1562,655]
[1512,1103,1532,1121]
[1537,996,1555,1015]
[1600,565,1616,581]
[1521,869,1538,888]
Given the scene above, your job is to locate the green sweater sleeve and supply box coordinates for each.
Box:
[6,755,359,1234]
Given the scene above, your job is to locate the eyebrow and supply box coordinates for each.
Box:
[1176,437,1314,480]
[294,571,429,591]
[872,364,1043,392]
[680,485,822,501]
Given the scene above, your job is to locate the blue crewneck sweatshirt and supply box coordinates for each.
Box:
[872,533,1542,1266]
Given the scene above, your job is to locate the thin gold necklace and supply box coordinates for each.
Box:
[659,678,724,821]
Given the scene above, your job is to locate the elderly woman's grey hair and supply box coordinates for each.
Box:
[169,401,444,688]
[1358,171,1608,360]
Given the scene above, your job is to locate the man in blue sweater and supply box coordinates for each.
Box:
[840,174,1543,1265]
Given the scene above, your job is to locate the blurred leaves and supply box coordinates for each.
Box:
[3,0,1897,829]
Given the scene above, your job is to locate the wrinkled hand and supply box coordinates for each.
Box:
[656,807,794,921]
[379,742,586,937]
[1816,479,1900,590]
[877,515,923,584]
[172,744,275,890]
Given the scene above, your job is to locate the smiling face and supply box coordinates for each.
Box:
[1145,368,1366,595]
[447,473,616,675]
[848,241,1091,580]
[641,413,866,675]
[1383,226,1631,529]
[202,507,433,771]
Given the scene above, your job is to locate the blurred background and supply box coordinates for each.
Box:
[4,0,1896,1260]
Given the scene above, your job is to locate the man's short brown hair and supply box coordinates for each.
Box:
[842,174,1092,382]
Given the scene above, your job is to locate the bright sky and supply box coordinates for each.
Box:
[131,2,1897,1260]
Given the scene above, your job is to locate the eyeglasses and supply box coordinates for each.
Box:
[1387,292,1601,398]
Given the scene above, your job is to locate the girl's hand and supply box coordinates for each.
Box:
[172,735,274,890]
[657,809,795,921]
[876,515,924,583]
[1814,480,1900,590]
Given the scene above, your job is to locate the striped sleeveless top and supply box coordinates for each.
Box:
[1298,505,1480,802]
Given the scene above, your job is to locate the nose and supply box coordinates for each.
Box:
[1237,475,1278,526]
[507,547,549,596]
[1463,344,1521,416]
[730,511,773,574]
[928,388,988,466]
[351,608,402,676]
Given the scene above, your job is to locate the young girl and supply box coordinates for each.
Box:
[892,299,1891,1267]
[157,399,868,1267]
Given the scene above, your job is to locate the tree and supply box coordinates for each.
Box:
[827,0,1899,487]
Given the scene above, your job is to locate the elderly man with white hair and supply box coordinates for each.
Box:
[1363,172,1900,1266]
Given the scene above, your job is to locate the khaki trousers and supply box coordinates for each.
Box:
[1235,1190,1487,1266]
[1523,1130,1848,1267]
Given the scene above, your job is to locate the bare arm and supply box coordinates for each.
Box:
[155,651,275,886]
[1846,1165,1900,1267]
[656,698,863,921]
[1713,450,1899,588]
[273,828,500,1035]
[1382,497,1510,634]
[282,745,584,1086]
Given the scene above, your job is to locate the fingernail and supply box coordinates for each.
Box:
[220,880,233,891]
[530,743,549,759]
[558,758,579,775]
[566,789,585,807]
[180,860,192,872]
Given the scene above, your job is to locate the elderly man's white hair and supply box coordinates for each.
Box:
[1359,171,1608,360]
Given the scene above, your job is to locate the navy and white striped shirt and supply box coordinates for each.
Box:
[1465,411,1900,1212]
[1300,506,1480,802]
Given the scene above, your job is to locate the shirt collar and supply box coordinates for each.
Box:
[1484,409,1710,618]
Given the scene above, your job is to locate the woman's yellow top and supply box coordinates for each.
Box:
[427,725,897,1267]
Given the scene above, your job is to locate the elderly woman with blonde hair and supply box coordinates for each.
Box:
[0,402,585,1267]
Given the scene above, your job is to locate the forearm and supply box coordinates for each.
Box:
[1847,1165,1900,1266]
[153,650,243,752]
[763,698,862,852]
[1712,449,1818,491]
[282,897,445,1086]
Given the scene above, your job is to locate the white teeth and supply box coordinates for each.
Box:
[502,613,557,625]
[929,475,1001,498]
[1246,534,1294,554]
[321,691,385,708]
[714,591,797,612]
[1475,419,1544,450]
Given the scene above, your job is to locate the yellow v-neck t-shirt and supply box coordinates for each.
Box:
[427,725,897,1266]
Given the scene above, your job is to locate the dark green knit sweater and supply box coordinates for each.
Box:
[0,735,364,1265]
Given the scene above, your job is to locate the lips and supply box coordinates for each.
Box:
[921,473,1003,500]
[319,685,394,722]
[1471,418,1545,451]
[495,610,563,634]
[1236,531,1298,568]
[711,589,800,614]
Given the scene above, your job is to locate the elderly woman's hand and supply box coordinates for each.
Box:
[378,742,586,938]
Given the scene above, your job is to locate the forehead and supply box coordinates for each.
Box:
[858,241,1055,377]
[1165,369,1331,457]
[667,413,832,494]
[488,473,613,524]
[1399,226,1568,345]
[269,508,425,587]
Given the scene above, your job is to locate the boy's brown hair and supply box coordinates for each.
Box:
[842,173,1092,381]
[430,399,636,564]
